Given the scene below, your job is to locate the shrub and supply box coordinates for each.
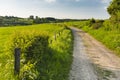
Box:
[7,30,49,79]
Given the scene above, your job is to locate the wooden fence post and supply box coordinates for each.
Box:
[14,48,21,75]
[58,32,60,36]
[54,33,56,40]
[50,40,52,44]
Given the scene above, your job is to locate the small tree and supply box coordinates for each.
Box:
[89,18,95,27]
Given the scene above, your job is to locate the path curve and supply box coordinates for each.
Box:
[69,27,98,80]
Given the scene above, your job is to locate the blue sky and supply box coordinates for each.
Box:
[0,0,111,19]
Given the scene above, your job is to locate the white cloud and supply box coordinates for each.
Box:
[104,6,107,10]
[101,0,112,10]
[101,0,111,3]
[45,0,56,3]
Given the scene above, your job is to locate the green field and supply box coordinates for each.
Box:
[0,24,73,80]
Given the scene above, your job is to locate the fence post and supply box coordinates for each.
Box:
[54,33,56,40]
[58,32,60,36]
[14,48,21,75]
[50,40,52,44]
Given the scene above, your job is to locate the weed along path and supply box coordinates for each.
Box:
[69,27,98,80]
[69,27,120,80]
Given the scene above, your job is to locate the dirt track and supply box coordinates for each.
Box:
[69,27,120,80]
[69,27,98,80]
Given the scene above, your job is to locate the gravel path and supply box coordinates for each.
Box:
[69,27,98,80]
[69,27,120,80]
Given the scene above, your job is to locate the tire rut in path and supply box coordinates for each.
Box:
[69,27,98,80]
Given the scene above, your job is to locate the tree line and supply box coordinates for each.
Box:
[0,15,80,27]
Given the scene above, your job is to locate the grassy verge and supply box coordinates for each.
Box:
[65,21,120,56]
[40,29,73,80]
[82,25,120,56]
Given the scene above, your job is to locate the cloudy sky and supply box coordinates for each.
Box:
[0,0,112,19]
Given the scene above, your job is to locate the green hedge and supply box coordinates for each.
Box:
[7,30,49,79]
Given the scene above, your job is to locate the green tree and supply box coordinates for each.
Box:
[107,0,120,22]
[107,0,120,15]
[34,16,41,24]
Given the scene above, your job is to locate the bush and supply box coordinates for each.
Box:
[91,22,103,29]
[7,30,49,79]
